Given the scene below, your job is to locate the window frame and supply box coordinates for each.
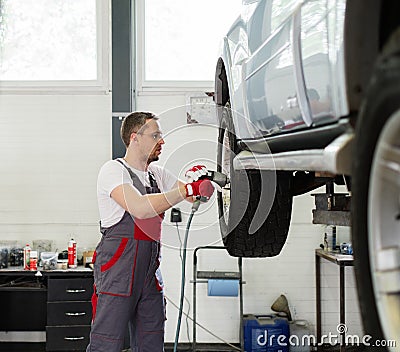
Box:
[0,0,110,95]
[135,0,214,94]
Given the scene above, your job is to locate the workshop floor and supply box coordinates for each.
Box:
[123,345,239,352]
[122,343,368,351]
[164,345,240,352]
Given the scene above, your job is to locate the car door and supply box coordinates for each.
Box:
[300,0,346,126]
[242,0,304,136]
[223,0,261,140]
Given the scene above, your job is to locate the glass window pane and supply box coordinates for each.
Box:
[145,0,242,82]
[0,0,97,81]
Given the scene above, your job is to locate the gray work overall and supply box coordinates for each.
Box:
[87,162,165,352]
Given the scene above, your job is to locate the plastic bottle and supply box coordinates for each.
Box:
[23,244,31,270]
[323,234,329,252]
[325,225,337,252]
[289,320,311,352]
[68,239,77,268]
[332,225,337,251]
[29,251,38,271]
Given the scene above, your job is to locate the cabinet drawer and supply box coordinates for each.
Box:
[48,278,93,302]
[46,326,90,351]
[47,301,92,326]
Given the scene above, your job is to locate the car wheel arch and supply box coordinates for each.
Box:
[345,0,400,115]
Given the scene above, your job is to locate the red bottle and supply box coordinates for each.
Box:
[29,251,38,271]
[23,244,31,270]
[68,239,77,268]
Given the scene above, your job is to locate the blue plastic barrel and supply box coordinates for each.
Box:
[243,314,290,352]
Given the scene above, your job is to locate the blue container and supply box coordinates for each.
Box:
[243,314,290,352]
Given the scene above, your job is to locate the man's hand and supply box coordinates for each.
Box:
[184,164,223,193]
[184,179,214,199]
[185,165,208,182]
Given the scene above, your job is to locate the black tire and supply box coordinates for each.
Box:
[352,29,400,350]
[217,103,293,257]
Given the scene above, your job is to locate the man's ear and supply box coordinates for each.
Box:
[130,132,137,143]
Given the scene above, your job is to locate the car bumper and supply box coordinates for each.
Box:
[233,132,354,175]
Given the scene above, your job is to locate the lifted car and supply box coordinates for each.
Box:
[214,0,400,349]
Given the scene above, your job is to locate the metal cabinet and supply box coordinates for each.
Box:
[0,269,93,352]
[46,277,93,351]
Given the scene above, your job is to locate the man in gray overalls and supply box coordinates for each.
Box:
[87,112,214,352]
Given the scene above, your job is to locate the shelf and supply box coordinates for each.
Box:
[0,266,93,277]
[196,271,241,280]
[315,248,354,266]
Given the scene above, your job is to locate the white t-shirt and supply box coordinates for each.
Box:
[97,158,178,228]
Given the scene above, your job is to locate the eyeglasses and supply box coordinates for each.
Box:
[138,132,163,141]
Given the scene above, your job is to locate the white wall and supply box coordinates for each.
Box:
[0,90,363,345]
[0,94,111,252]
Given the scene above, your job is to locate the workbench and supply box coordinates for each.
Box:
[315,249,354,352]
[0,267,93,352]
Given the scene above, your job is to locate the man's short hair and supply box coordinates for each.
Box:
[120,112,158,148]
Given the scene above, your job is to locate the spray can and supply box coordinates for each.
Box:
[30,251,38,271]
[68,239,77,268]
[23,244,31,270]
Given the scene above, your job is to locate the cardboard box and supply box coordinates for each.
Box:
[83,250,95,266]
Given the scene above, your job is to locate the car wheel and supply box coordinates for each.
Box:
[217,102,293,257]
[352,29,400,350]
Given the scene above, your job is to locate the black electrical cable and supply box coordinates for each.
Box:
[176,223,183,260]
[173,199,202,352]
